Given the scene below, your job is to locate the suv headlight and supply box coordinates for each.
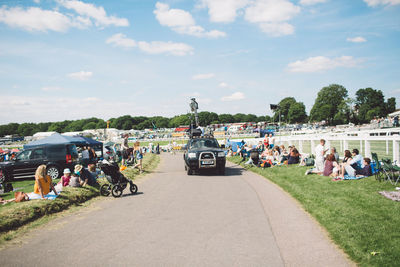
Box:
[217,152,225,157]
[188,152,197,158]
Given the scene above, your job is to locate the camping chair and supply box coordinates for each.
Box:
[381,158,400,185]
[371,153,384,182]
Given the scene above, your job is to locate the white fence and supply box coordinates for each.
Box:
[241,128,400,163]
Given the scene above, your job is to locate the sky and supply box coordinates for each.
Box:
[0,0,399,124]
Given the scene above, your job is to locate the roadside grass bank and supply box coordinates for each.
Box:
[228,156,400,267]
[0,153,160,241]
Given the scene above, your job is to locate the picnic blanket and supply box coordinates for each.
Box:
[379,191,400,201]
[342,175,367,180]
[27,183,63,200]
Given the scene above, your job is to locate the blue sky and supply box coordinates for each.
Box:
[0,0,399,124]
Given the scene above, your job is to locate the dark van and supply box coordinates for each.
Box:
[0,144,78,181]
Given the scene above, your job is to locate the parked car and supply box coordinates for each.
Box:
[0,144,79,181]
[183,135,226,175]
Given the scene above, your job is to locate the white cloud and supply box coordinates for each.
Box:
[219,82,229,88]
[0,6,72,32]
[347,36,367,43]
[287,56,360,73]
[364,0,400,7]
[33,0,41,3]
[154,2,226,38]
[259,22,294,36]
[199,0,249,23]
[244,0,301,23]
[192,73,215,80]
[137,41,194,56]
[41,86,63,92]
[106,34,194,56]
[106,33,136,48]
[221,92,245,101]
[244,0,300,37]
[57,0,129,27]
[67,71,93,80]
[299,0,327,5]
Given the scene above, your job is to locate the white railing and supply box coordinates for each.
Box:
[240,129,400,163]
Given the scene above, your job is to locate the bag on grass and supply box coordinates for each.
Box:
[305,158,315,166]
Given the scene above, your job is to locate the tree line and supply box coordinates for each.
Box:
[0,84,396,137]
[274,84,396,125]
[0,113,272,137]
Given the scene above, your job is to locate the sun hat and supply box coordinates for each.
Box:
[63,168,71,174]
[74,164,83,173]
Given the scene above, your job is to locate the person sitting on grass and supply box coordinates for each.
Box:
[74,164,97,187]
[61,168,72,187]
[339,149,363,178]
[88,164,99,181]
[342,150,352,164]
[323,154,339,177]
[356,158,372,177]
[68,174,82,187]
[287,148,300,165]
[34,165,58,199]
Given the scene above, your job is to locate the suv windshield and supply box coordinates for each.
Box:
[190,139,219,149]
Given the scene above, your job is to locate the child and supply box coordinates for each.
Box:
[61,168,72,187]
[356,158,372,177]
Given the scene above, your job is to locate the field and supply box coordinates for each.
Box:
[229,156,400,267]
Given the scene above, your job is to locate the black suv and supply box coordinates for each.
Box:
[0,144,78,182]
[183,135,226,175]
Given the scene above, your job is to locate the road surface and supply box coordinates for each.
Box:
[0,153,352,266]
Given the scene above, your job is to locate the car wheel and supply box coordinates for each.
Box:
[47,166,60,179]
[111,184,123,197]
[187,167,193,175]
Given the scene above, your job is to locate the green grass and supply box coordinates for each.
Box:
[228,156,400,267]
[0,153,160,239]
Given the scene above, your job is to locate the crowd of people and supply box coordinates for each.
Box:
[228,136,373,180]
[304,139,372,180]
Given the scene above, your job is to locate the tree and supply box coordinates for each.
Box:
[83,122,97,130]
[386,97,396,114]
[218,114,235,123]
[310,84,348,125]
[355,88,386,123]
[168,114,190,128]
[288,102,307,123]
[273,97,297,123]
[96,120,107,129]
[198,112,218,126]
[233,113,246,123]
[244,114,258,122]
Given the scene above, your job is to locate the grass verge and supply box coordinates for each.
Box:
[0,153,160,241]
[228,156,400,267]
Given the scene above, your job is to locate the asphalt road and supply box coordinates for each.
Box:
[0,153,352,266]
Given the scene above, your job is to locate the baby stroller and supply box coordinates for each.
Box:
[249,149,260,166]
[99,160,138,198]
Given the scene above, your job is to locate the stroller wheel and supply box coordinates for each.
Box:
[111,184,123,198]
[100,184,111,196]
[129,181,138,194]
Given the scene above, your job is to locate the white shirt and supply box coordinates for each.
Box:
[315,144,325,160]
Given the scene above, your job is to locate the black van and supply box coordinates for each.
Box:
[0,144,78,181]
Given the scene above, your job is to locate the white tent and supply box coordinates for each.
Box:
[32,131,57,141]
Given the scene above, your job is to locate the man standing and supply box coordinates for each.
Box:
[306,139,328,175]
[121,134,129,166]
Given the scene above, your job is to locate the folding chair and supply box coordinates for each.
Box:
[371,153,384,182]
[382,158,400,185]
